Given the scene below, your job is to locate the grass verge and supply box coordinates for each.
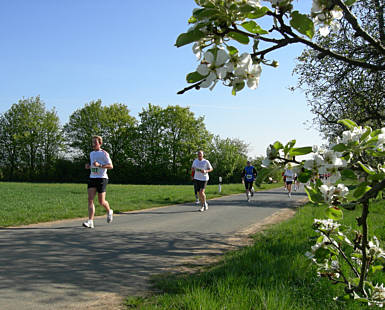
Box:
[0,181,282,227]
[124,199,385,310]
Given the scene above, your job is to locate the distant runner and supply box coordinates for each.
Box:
[191,150,213,212]
[284,164,295,198]
[83,135,114,228]
[241,161,257,201]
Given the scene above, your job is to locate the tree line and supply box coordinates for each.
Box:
[0,96,262,184]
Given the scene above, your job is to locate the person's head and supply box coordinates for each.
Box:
[246,160,251,166]
[197,150,204,160]
[287,163,292,169]
[92,135,103,150]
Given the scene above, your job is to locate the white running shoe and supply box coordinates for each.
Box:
[83,220,94,228]
[204,202,208,211]
[288,192,291,198]
[107,209,113,223]
[195,198,200,205]
[199,205,205,212]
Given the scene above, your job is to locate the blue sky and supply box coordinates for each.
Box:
[0,0,324,157]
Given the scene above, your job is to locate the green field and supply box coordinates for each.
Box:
[0,182,282,227]
[124,198,385,310]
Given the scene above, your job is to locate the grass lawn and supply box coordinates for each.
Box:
[124,198,385,310]
[0,181,282,227]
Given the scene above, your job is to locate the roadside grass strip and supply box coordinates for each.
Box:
[0,182,282,227]
[125,199,385,310]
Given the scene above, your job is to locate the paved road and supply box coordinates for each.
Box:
[0,188,306,310]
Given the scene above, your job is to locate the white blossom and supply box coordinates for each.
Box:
[245,0,261,7]
[261,158,271,167]
[197,49,231,89]
[311,0,343,36]
[368,236,385,259]
[314,218,341,231]
[371,283,385,306]
[234,53,262,89]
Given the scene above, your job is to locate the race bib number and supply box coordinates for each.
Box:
[246,174,252,180]
[91,167,99,174]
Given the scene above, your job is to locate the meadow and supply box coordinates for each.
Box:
[0,181,281,227]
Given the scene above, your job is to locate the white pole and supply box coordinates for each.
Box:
[219,177,222,193]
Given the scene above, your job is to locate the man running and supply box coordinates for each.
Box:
[83,135,114,228]
[284,164,295,198]
[191,169,200,205]
[191,150,213,212]
[241,161,257,201]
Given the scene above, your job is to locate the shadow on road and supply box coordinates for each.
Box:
[0,227,233,303]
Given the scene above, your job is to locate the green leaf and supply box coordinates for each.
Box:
[341,169,356,180]
[305,185,323,204]
[359,126,372,142]
[298,170,312,183]
[357,161,375,175]
[226,45,238,56]
[368,171,385,182]
[241,21,268,34]
[325,206,343,221]
[284,139,296,153]
[289,146,313,156]
[370,129,382,137]
[332,143,348,152]
[247,6,270,19]
[344,0,357,5]
[232,80,245,95]
[353,182,371,198]
[188,16,197,24]
[338,119,358,130]
[227,31,250,44]
[273,141,283,150]
[290,11,314,39]
[175,29,205,47]
[186,71,206,83]
[193,8,219,20]
[370,265,383,273]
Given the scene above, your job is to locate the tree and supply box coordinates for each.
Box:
[162,105,212,178]
[134,104,212,183]
[293,0,385,140]
[207,135,248,183]
[99,103,137,167]
[0,96,63,180]
[63,100,137,183]
[63,100,105,161]
[64,100,136,159]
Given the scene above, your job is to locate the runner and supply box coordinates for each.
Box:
[191,150,213,212]
[191,169,200,205]
[294,172,300,191]
[241,160,257,201]
[284,164,295,198]
[83,135,114,228]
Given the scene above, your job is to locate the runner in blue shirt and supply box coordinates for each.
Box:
[241,161,257,201]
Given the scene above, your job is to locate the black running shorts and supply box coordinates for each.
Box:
[195,180,208,191]
[244,181,253,190]
[88,178,108,193]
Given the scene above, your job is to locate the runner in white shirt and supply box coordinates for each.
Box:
[284,164,295,198]
[83,135,114,228]
[191,150,213,212]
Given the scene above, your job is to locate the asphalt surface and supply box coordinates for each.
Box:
[0,187,307,310]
